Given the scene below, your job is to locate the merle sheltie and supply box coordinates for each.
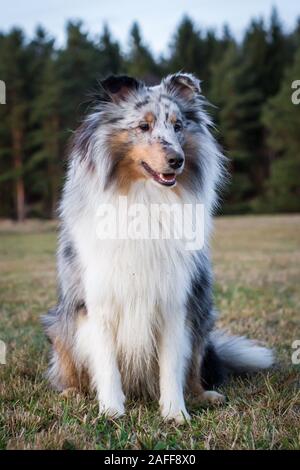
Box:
[43,73,274,423]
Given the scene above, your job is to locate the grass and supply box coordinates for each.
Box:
[0,215,299,450]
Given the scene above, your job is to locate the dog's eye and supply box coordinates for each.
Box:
[174,121,183,133]
[139,122,150,132]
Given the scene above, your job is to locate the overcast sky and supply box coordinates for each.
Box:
[1,0,299,55]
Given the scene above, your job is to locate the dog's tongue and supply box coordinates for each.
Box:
[158,173,176,185]
[161,173,175,181]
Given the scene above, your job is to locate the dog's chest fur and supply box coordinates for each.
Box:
[72,181,198,388]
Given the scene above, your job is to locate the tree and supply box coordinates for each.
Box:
[0,29,28,220]
[261,47,300,212]
[266,8,293,97]
[98,24,123,76]
[57,21,102,129]
[214,19,274,211]
[209,43,253,212]
[30,55,63,217]
[168,17,203,76]
[126,22,159,83]
[168,16,222,95]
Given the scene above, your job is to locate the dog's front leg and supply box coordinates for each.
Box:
[77,298,125,418]
[159,309,191,423]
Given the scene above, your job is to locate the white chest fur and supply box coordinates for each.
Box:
[71,181,200,373]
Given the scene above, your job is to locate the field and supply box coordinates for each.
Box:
[0,216,299,450]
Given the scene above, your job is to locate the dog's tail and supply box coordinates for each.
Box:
[201,330,274,389]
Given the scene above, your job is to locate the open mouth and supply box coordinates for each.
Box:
[141,162,176,187]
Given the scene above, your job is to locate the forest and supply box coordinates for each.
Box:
[0,8,299,220]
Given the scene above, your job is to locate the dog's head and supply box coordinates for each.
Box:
[74,73,210,193]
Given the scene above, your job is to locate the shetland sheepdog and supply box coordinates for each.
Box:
[43,73,273,423]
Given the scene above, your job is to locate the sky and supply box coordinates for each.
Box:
[1,0,299,55]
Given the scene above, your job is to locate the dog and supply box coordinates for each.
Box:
[42,73,274,423]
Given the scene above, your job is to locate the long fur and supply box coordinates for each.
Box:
[210,330,275,373]
[42,73,274,421]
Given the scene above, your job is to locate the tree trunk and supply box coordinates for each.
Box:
[12,126,25,221]
[46,115,60,218]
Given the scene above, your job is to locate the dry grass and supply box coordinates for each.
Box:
[0,215,299,450]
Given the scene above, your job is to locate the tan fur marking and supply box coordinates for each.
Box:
[52,308,89,393]
[129,142,166,169]
[53,338,79,389]
[108,129,170,193]
[187,344,226,406]
[170,113,179,125]
[187,342,204,399]
[144,111,155,125]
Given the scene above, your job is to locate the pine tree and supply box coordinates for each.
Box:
[30,55,63,217]
[27,26,55,99]
[126,22,159,83]
[168,17,224,95]
[57,21,102,130]
[0,29,28,220]
[0,33,13,217]
[261,47,300,212]
[168,17,203,77]
[23,27,60,217]
[210,43,255,212]
[98,24,123,76]
[266,8,293,97]
[214,18,273,211]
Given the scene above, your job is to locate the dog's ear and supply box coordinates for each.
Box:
[163,73,201,100]
[100,75,142,103]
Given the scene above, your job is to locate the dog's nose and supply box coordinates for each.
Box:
[167,153,184,170]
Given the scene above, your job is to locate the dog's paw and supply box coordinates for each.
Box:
[200,390,225,405]
[160,402,191,424]
[164,410,191,425]
[99,401,125,419]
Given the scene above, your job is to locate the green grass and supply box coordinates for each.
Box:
[0,216,299,450]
